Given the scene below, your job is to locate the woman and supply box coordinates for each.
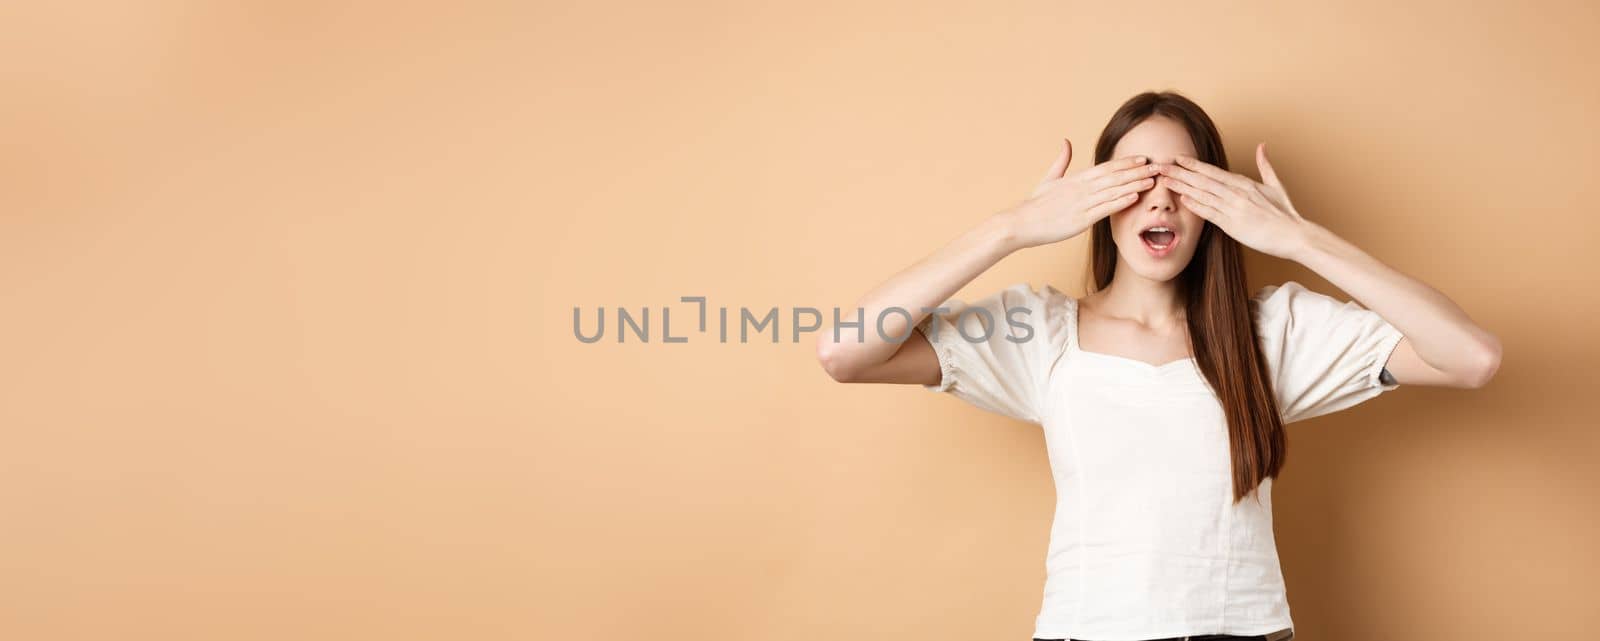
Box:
[814,91,1501,641]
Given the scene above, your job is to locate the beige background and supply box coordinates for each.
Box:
[2,1,1596,640]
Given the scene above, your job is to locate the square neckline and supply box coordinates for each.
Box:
[1067,296,1197,372]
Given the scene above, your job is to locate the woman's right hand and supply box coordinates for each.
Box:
[999,139,1162,250]
[817,138,1157,385]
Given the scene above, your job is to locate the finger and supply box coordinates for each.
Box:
[1157,163,1239,201]
[1160,176,1230,214]
[1092,176,1156,203]
[1255,142,1284,191]
[1041,138,1072,183]
[1178,193,1224,222]
[1082,154,1150,180]
[1090,162,1162,191]
[1085,191,1140,220]
[1173,155,1256,193]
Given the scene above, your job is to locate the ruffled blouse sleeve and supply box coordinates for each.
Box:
[1251,280,1406,424]
[913,283,1071,424]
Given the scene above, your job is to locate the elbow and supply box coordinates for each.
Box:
[815,334,862,383]
[1460,334,1503,389]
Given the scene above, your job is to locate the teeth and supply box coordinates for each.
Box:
[1146,226,1171,233]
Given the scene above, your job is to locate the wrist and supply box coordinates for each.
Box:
[1289,220,1340,267]
[981,206,1028,255]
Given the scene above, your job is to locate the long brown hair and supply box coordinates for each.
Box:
[1088,90,1286,504]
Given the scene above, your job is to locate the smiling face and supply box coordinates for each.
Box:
[1105,115,1208,282]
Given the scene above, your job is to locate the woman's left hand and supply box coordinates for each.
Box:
[1155,143,1314,261]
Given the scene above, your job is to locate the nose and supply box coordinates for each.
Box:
[1143,174,1177,212]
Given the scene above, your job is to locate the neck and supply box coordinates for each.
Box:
[1092,260,1186,327]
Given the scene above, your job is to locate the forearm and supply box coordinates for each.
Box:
[1291,221,1502,379]
[817,210,1020,375]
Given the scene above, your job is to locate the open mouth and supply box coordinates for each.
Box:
[1139,226,1178,257]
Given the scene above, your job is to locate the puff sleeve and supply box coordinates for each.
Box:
[913,283,1071,424]
[1252,280,1406,424]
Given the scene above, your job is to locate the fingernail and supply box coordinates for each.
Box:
[1138,156,1148,164]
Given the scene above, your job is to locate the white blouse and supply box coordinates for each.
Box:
[914,280,1404,640]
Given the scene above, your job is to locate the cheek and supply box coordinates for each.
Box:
[1181,217,1208,250]
[1108,210,1129,225]
[1108,212,1137,240]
